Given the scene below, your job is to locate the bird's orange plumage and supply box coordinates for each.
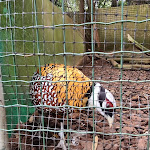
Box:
[31,64,92,111]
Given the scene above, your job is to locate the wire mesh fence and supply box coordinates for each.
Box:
[0,0,150,149]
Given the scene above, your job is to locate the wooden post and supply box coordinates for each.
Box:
[0,67,9,149]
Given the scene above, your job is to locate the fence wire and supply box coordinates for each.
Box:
[0,0,150,150]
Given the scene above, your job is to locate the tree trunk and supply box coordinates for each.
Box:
[0,68,9,150]
[79,0,84,24]
[111,0,117,7]
[85,0,96,52]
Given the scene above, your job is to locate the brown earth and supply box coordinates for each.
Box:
[9,58,150,150]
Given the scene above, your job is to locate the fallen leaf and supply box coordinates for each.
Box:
[92,135,98,150]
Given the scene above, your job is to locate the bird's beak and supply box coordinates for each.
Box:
[107,115,114,128]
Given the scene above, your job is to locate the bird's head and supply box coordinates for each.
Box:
[88,83,116,128]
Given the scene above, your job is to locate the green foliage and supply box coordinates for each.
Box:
[97,0,111,8]
[117,1,128,6]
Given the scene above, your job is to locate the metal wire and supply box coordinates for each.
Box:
[0,0,150,149]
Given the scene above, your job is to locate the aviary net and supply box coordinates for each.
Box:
[0,0,150,149]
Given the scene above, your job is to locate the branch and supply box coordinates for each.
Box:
[108,58,150,64]
[127,34,150,56]
[118,64,150,70]
[109,59,118,67]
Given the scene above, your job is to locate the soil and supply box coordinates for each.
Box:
[9,58,150,150]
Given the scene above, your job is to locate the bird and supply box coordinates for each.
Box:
[30,64,116,149]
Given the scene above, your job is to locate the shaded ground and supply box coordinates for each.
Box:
[9,58,150,150]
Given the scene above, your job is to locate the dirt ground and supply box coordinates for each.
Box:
[9,58,150,150]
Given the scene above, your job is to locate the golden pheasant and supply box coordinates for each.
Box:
[30,64,116,149]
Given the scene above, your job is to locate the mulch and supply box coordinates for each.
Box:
[9,58,150,150]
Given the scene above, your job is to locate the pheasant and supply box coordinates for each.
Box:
[30,64,116,149]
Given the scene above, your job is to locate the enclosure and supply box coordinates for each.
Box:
[0,0,150,149]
